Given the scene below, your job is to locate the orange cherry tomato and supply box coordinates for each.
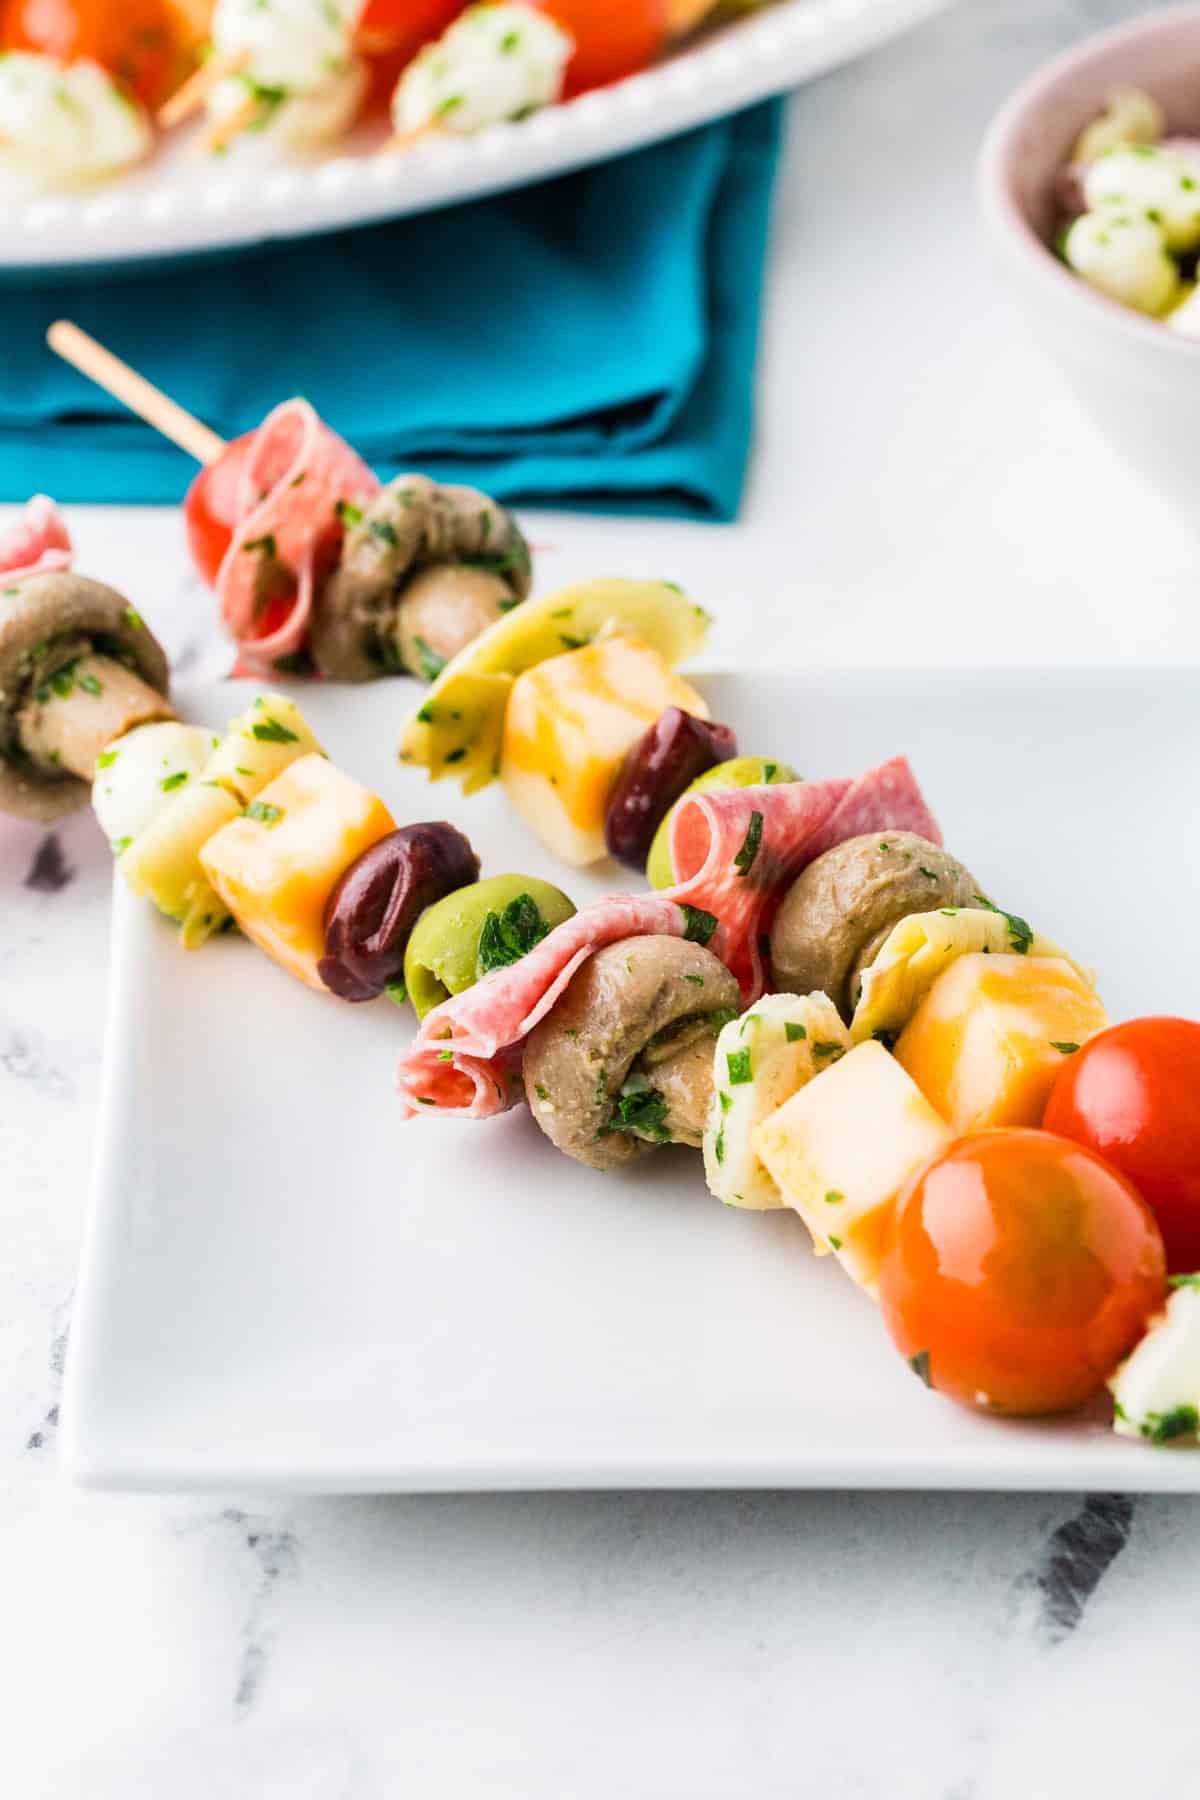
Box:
[1045,1017,1200,1277]
[527,0,670,97]
[184,433,256,589]
[355,0,465,59]
[879,1129,1166,1417]
[1,0,196,109]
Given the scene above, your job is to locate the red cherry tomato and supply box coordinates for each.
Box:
[355,0,465,58]
[879,1129,1166,1417]
[1045,1017,1200,1277]
[527,0,669,97]
[2,0,197,109]
[183,433,256,588]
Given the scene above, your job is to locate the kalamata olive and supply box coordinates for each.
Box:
[319,822,480,1002]
[604,707,737,871]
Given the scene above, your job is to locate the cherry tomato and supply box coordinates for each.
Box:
[1045,1017,1200,1276]
[183,433,256,589]
[879,1129,1166,1416]
[355,0,465,59]
[527,0,669,98]
[2,0,197,109]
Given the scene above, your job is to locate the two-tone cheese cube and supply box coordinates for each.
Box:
[752,1041,953,1293]
[200,754,395,991]
[894,952,1108,1133]
[500,634,709,866]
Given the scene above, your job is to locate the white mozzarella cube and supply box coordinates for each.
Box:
[1111,1280,1200,1447]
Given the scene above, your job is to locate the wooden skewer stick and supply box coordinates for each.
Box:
[202,91,263,157]
[46,321,227,468]
[666,0,723,33]
[378,120,443,157]
[158,48,252,129]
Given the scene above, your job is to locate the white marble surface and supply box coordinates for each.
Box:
[4,2,1200,1794]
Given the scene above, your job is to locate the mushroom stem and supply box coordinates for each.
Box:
[649,1035,717,1148]
[17,653,174,781]
[394,566,516,680]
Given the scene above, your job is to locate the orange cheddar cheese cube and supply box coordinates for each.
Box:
[753,1042,953,1293]
[200,754,396,992]
[500,633,709,866]
[895,952,1109,1134]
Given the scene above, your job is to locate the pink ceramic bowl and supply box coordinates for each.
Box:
[980,6,1200,509]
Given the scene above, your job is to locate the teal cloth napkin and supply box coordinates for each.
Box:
[0,99,783,520]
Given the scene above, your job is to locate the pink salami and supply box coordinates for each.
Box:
[663,757,941,1001]
[215,399,379,675]
[804,756,942,862]
[0,495,72,581]
[663,778,850,1000]
[396,895,723,1120]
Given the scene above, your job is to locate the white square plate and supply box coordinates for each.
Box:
[61,667,1200,1493]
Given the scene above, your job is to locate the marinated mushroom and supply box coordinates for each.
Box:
[522,936,741,1171]
[0,572,171,822]
[309,475,532,683]
[769,833,985,1021]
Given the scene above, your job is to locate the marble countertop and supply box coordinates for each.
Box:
[4,3,1199,1794]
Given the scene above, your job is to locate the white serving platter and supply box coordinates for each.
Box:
[61,665,1200,1494]
[2,0,954,272]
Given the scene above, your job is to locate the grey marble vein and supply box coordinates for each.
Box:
[23,832,74,894]
[1016,1494,1136,1645]
[221,1509,301,1720]
[0,1028,72,1097]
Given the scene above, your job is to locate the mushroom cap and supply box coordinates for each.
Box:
[0,572,169,822]
[310,474,532,682]
[769,833,984,1021]
[522,935,740,1171]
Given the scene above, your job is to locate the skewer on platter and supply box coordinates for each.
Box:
[46,321,227,467]
[665,0,724,33]
[157,49,252,128]
[43,321,535,686]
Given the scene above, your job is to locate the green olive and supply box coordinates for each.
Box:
[404,872,577,1019]
[645,756,801,890]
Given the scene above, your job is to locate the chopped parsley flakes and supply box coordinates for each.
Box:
[680,905,718,946]
[477,893,551,977]
[975,895,1033,954]
[726,1048,753,1085]
[251,717,299,744]
[244,800,282,826]
[785,1022,807,1043]
[413,636,447,682]
[601,1083,671,1144]
[1141,1404,1199,1445]
[733,810,764,879]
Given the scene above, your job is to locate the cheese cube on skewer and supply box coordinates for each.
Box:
[753,1041,953,1294]
[894,953,1108,1134]
[500,635,709,867]
[201,754,396,991]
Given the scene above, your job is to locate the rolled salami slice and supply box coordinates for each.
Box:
[0,495,72,582]
[663,757,940,1002]
[215,399,379,675]
[804,755,942,863]
[396,894,723,1120]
